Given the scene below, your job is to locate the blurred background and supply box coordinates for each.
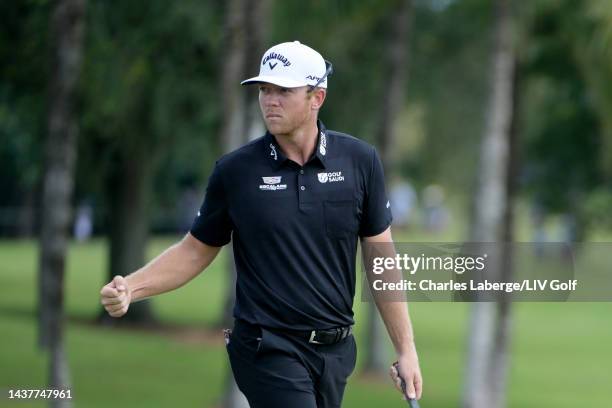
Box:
[1,0,611,407]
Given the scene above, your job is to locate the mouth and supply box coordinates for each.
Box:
[265,113,282,119]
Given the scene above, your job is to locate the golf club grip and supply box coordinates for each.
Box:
[403,380,420,408]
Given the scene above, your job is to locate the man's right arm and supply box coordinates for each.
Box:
[100,232,221,317]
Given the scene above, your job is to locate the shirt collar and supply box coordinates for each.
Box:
[263,120,329,170]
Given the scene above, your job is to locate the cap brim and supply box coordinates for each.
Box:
[240,75,307,88]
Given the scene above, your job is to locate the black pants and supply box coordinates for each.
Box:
[226,319,357,408]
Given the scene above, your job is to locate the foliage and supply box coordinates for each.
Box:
[1,0,612,235]
[77,0,224,225]
[519,0,609,223]
[0,1,51,207]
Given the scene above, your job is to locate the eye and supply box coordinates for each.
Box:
[280,87,291,94]
[259,85,269,93]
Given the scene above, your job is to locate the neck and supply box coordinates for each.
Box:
[274,119,318,166]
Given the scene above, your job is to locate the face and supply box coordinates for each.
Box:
[258,83,325,136]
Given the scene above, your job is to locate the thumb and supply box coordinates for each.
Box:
[112,275,127,292]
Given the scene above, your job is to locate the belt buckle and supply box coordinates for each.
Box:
[309,330,323,344]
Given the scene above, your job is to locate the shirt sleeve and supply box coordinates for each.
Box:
[359,146,393,237]
[189,162,233,246]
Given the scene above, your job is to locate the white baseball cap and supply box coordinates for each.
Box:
[241,41,330,89]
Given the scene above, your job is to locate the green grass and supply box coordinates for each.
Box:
[1,237,612,407]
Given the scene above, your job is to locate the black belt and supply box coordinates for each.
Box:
[270,325,353,345]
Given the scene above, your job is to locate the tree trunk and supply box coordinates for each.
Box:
[218,0,248,330]
[218,0,268,406]
[463,1,515,407]
[49,344,72,408]
[219,0,272,406]
[489,57,520,408]
[98,146,156,325]
[219,0,247,156]
[376,0,412,172]
[243,0,270,141]
[363,311,388,374]
[220,0,272,330]
[38,0,86,406]
[364,0,412,375]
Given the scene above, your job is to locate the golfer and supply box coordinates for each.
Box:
[100,41,422,407]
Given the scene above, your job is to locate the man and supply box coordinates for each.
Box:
[100,41,422,407]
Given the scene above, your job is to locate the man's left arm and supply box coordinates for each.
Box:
[361,227,423,400]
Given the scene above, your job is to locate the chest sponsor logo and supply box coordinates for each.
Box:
[262,176,281,184]
[260,175,287,191]
[317,171,344,183]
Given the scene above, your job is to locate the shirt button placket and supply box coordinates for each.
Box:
[298,167,306,210]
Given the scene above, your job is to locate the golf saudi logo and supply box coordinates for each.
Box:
[260,176,287,191]
[318,171,344,183]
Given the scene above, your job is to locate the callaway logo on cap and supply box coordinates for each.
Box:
[241,41,329,89]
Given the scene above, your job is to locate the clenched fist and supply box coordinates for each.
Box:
[100,275,132,318]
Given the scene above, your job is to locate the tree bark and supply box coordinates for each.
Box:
[463,1,515,407]
[364,0,412,375]
[220,0,271,327]
[376,0,412,173]
[49,344,72,408]
[363,311,388,373]
[219,0,247,156]
[38,0,86,406]
[489,56,520,408]
[243,0,270,141]
[219,0,248,330]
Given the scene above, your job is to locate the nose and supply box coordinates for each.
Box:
[260,90,280,107]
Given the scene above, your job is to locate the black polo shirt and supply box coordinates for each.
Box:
[190,121,392,330]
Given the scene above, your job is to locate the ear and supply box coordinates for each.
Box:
[310,88,327,110]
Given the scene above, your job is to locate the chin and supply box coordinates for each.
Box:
[266,122,288,135]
